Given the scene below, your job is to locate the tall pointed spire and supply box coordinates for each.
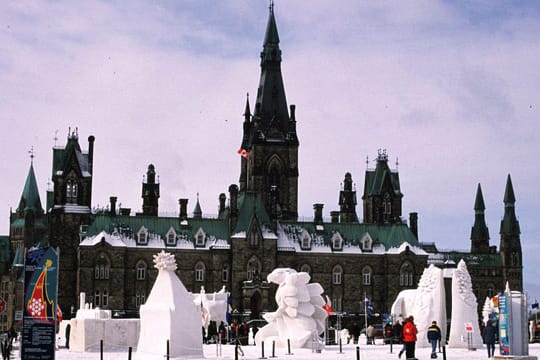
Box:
[253,3,290,136]
[500,174,519,236]
[193,193,202,219]
[503,173,516,205]
[470,183,490,254]
[18,162,44,214]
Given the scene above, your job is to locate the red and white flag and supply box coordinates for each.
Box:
[237,148,248,159]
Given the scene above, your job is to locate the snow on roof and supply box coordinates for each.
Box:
[386,241,428,255]
[53,204,91,214]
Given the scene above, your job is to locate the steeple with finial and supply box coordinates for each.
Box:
[193,193,202,219]
[142,164,160,216]
[470,183,490,254]
[499,174,522,290]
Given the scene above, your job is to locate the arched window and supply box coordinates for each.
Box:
[222,264,229,282]
[332,265,343,285]
[362,266,372,286]
[102,290,109,307]
[94,290,101,307]
[400,262,414,287]
[66,178,78,200]
[136,291,146,307]
[247,257,261,281]
[136,261,147,280]
[95,254,110,280]
[249,230,260,247]
[300,264,311,274]
[195,262,205,282]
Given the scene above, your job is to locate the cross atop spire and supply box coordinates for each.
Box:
[28,146,35,163]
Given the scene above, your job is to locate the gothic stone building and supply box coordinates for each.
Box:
[5,6,523,324]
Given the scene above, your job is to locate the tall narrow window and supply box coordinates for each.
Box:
[95,254,110,280]
[66,178,78,200]
[383,193,392,215]
[362,266,372,286]
[247,257,261,281]
[94,290,101,307]
[195,262,205,282]
[136,261,147,280]
[332,265,342,285]
[400,262,414,287]
[222,264,229,282]
[249,231,259,247]
[102,290,109,307]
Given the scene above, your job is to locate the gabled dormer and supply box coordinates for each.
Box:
[137,226,148,246]
[300,229,311,250]
[331,232,344,251]
[361,233,373,252]
[194,227,206,248]
[165,227,177,247]
[362,149,403,224]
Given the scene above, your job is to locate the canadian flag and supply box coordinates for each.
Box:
[237,148,248,159]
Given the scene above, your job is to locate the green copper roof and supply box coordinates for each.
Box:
[364,155,402,197]
[233,192,272,234]
[444,252,502,268]
[18,163,44,213]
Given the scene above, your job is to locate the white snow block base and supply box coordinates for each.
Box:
[493,356,538,360]
[68,318,140,352]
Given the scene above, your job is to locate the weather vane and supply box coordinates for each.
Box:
[54,130,59,147]
[269,0,274,12]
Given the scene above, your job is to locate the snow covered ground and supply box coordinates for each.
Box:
[13,342,540,359]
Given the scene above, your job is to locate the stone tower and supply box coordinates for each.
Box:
[142,164,160,216]
[338,172,359,223]
[362,149,403,224]
[48,128,95,316]
[238,4,299,221]
[470,183,490,254]
[499,174,522,290]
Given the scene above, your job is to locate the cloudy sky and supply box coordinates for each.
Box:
[1,1,539,300]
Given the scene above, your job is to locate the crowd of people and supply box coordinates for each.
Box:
[202,319,256,346]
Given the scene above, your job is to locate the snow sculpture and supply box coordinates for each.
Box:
[254,268,328,349]
[192,286,229,331]
[391,264,446,347]
[448,259,483,348]
[136,251,203,359]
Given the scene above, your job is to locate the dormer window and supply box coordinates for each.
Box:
[137,226,148,245]
[331,232,343,251]
[166,227,176,246]
[66,178,78,202]
[362,233,373,251]
[194,228,206,247]
[301,230,311,250]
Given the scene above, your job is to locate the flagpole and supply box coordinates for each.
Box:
[364,291,368,344]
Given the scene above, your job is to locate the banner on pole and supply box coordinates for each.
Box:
[21,247,59,360]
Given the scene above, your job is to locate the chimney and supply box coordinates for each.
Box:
[88,135,95,174]
[228,185,239,232]
[109,196,117,216]
[409,212,418,239]
[330,211,340,223]
[179,198,188,222]
[218,193,226,216]
[313,204,324,224]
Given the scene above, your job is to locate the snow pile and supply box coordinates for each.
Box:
[254,268,327,349]
[448,259,483,348]
[391,264,446,347]
[136,251,203,359]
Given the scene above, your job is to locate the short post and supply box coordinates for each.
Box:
[100,339,103,360]
[356,345,360,360]
[339,337,343,354]
[286,338,293,355]
[270,340,276,358]
[128,346,132,360]
[443,345,447,360]
[390,337,393,353]
[259,340,267,359]
[235,341,239,360]
[167,339,170,360]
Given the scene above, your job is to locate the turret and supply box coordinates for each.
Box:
[499,174,522,290]
[339,172,359,223]
[141,164,159,216]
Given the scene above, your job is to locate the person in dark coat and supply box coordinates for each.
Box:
[350,321,361,344]
[483,320,497,358]
[427,320,442,358]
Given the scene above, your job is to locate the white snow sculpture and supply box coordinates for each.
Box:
[448,259,483,348]
[254,268,328,349]
[391,264,446,347]
[192,286,229,331]
[136,251,203,359]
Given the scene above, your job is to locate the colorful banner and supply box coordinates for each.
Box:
[21,247,59,360]
[498,293,510,355]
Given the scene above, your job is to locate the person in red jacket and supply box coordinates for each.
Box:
[402,316,418,359]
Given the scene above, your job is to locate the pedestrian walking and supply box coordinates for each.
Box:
[482,320,497,358]
[427,320,442,358]
[402,316,417,359]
